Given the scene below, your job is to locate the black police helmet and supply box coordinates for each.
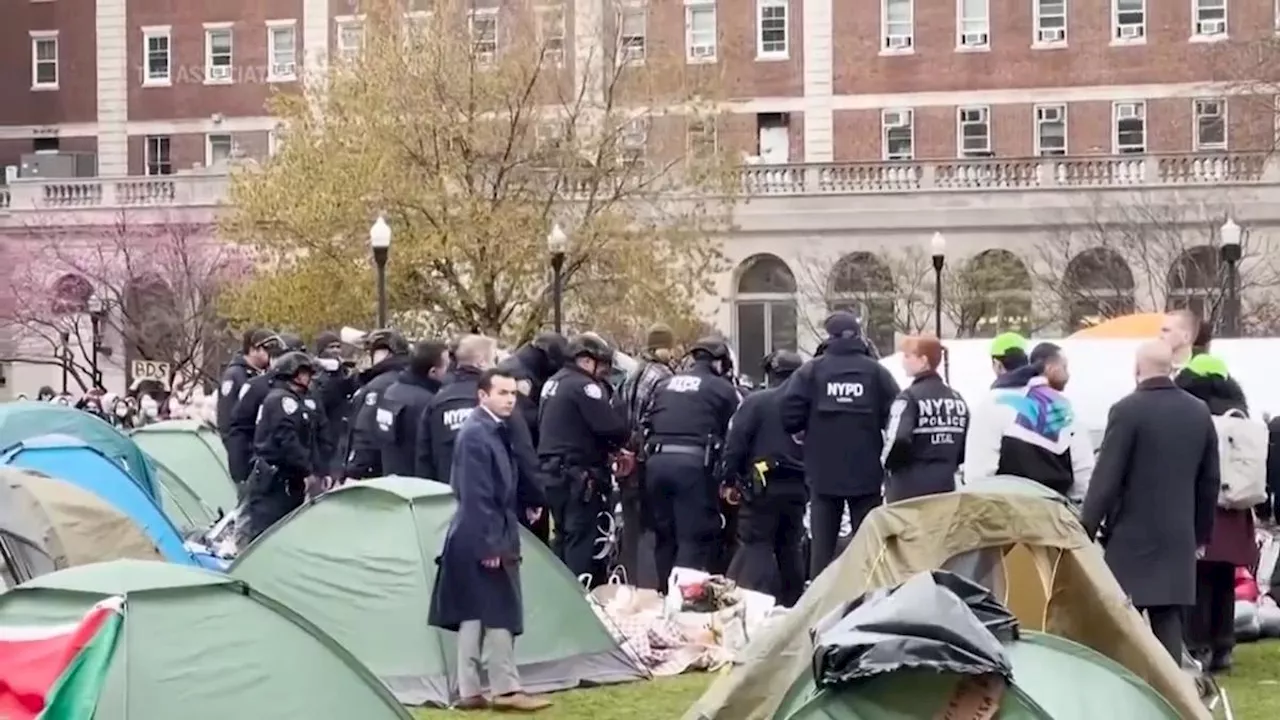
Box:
[279,333,306,352]
[566,333,613,365]
[366,328,410,355]
[689,336,730,361]
[273,351,317,380]
[767,350,803,378]
[531,331,568,370]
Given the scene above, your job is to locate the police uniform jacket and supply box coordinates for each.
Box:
[375,370,441,476]
[227,373,275,483]
[780,336,900,497]
[254,385,317,481]
[312,362,356,472]
[536,364,628,470]
[343,355,410,478]
[881,372,969,502]
[216,356,257,440]
[643,362,739,451]
[721,381,804,492]
[415,366,483,483]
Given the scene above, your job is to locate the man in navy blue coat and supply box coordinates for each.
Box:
[427,368,552,712]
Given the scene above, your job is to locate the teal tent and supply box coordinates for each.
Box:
[131,420,234,515]
[231,476,647,706]
[0,403,156,498]
[0,561,415,720]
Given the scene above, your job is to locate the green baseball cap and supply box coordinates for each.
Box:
[989,332,1028,358]
[1185,353,1228,378]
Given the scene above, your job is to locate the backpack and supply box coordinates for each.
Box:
[1214,409,1269,509]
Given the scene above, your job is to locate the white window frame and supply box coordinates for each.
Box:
[881,109,915,161]
[335,16,365,61]
[1032,0,1067,47]
[685,0,717,64]
[1192,98,1227,151]
[1191,0,1227,40]
[618,1,647,64]
[881,0,914,53]
[956,0,990,50]
[755,0,788,60]
[1033,104,1067,157]
[619,117,649,167]
[142,26,172,86]
[144,135,172,176]
[205,133,234,167]
[1112,0,1146,43]
[266,20,298,82]
[536,5,566,66]
[30,31,59,91]
[469,8,499,65]
[686,118,718,158]
[1112,101,1147,154]
[204,23,234,85]
[957,106,992,158]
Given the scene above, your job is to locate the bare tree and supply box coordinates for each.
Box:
[0,212,247,393]
[795,247,938,351]
[1031,192,1280,336]
[939,250,1052,339]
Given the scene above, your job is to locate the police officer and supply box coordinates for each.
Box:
[375,340,449,476]
[344,329,411,480]
[237,351,320,547]
[537,334,629,587]
[882,335,969,503]
[225,334,302,491]
[499,332,567,543]
[311,331,357,473]
[217,329,279,457]
[641,337,740,589]
[415,334,498,483]
[781,311,900,579]
[721,350,806,605]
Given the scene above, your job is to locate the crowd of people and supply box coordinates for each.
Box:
[17,383,211,429]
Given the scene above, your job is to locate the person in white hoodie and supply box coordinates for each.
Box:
[962,338,1093,502]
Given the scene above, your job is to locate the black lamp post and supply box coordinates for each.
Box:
[59,329,70,394]
[370,216,391,328]
[930,231,949,382]
[547,222,568,334]
[1219,217,1242,338]
[88,295,106,389]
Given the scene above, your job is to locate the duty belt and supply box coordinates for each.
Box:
[647,444,705,457]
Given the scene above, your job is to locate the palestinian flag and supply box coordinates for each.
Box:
[0,596,125,720]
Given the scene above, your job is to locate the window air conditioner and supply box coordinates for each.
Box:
[1197,19,1225,36]
[884,111,909,128]
[209,65,232,80]
[1118,24,1143,40]
[885,34,912,50]
[272,62,296,77]
[1117,104,1141,120]
[961,32,989,47]
[1037,27,1065,43]
[1037,106,1062,122]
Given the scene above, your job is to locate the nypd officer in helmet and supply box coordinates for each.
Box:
[722,350,806,606]
[237,351,321,547]
[641,337,740,588]
[882,335,969,503]
[537,334,629,587]
[781,311,900,579]
[344,329,411,480]
[226,333,303,491]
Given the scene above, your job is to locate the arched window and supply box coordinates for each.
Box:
[828,252,896,353]
[1166,246,1220,322]
[956,250,1032,338]
[51,273,93,314]
[1064,248,1135,330]
[733,254,797,380]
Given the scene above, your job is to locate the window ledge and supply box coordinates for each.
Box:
[1109,38,1147,47]
[1195,144,1228,152]
[267,74,297,83]
[142,78,172,88]
[1030,41,1068,51]
[755,53,789,62]
[31,83,59,92]
[954,45,991,53]
[878,48,915,57]
[1189,34,1228,44]
[203,76,234,86]
[686,55,718,65]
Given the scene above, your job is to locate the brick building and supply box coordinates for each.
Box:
[2,0,1279,390]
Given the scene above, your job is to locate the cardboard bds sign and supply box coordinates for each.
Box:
[130,360,171,389]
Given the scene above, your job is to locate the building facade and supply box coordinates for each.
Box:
[2,0,1279,391]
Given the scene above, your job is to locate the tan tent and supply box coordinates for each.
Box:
[685,478,1209,720]
[0,467,162,579]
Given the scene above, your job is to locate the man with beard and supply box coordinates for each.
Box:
[343,329,412,480]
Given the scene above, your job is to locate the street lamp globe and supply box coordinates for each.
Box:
[1220,217,1241,248]
[930,231,946,259]
[547,223,568,254]
[370,216,392,250]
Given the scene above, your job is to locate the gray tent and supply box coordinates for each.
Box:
[0,472,56,587]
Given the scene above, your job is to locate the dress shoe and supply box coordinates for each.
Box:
[491,692,552,712]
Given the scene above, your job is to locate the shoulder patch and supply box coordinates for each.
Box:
[238,383,251,400]
[281,397,299,415]
[365,392,378,406]
[516,379,532,397]
[304,398,316,410]
[584,383,603,400]
[221,379,233,396]
[890,398,908,417]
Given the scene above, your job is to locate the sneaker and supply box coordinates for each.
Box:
[491,693,552,712]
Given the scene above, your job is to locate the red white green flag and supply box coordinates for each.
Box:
[0,596,125,720]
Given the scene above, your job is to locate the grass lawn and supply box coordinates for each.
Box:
[412,640,1280,719]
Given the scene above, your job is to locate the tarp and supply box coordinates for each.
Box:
[1068,313,1165,339]
[684,477,1209,720]
[230,476,647,706]
[0,472,56,587]
[1,468,161,579]
[0,403,157,499]
[0,560,414,720]
[131,420,236,515]
[1,438,195,566]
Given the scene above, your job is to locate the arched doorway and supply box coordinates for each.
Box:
[1064,248,1135,331]
[956,250,1032,338]
[1165,246,1220,323]
[827,252,896,353]
[733,254,797,379]
[51,273,92,314]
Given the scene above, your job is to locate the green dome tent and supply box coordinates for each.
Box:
[131,420,235,514]
[148,459,217,533]
[0,560,413,720]
[230,476,647,706]
[775,633,1180,719]
[0,403,156,498]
